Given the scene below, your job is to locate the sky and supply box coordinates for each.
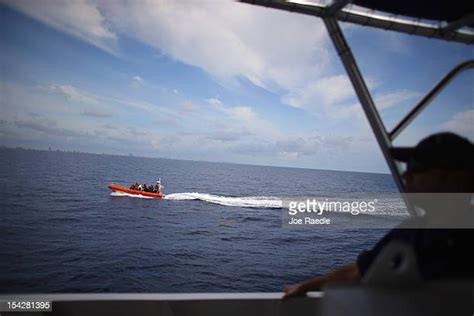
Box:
[0,0,472,173]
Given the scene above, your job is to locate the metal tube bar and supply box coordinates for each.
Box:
[323,17,415,214]
[390,60,474,140]
[0,292,324,301]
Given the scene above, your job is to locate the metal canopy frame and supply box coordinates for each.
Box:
[441,12,474,35]
[240,0,474,216]
[241,0,474,44]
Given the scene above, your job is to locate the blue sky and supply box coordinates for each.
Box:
[1,1,472,173]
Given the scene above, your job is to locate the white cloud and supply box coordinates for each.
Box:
[282,75,354,110]
[441,109,474,139]
[278,151,300,161]
[44,84,99,104]
[42,83,174,117]
[2,81,390,171]
[206,97,223,107]
[281,74,399,120]
[220,105,279,139]
[3,0,117,54]
[13,119,88,138]
[101,0,330,90]
[5,0,420,129]
[375,89,420,111]
[179,101,200,113]
[274,134,353,160]
[131,75,144,86]
[4,0,359,122]
[205,130,252,142]
[81,109,113,118]
[5,0,339,123]
[330,89,421,121]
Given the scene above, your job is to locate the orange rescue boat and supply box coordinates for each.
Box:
[108,184,164,198]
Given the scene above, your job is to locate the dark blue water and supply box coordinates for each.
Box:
[0,148,396,293]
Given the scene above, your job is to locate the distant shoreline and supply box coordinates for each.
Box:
[0,145,391,176]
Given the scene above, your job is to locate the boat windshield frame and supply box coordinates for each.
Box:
[241,0,474,216]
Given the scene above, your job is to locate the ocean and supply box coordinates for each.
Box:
[0,148,404,293]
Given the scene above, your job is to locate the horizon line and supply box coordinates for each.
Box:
[0,145,392,176]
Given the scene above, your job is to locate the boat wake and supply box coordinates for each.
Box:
[163,192,282,208]
[111,191,406,216]
[110,191,154,199]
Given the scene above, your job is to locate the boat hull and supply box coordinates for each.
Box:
[108,184,163,198]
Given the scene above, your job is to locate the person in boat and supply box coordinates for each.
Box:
[154,180,162,194]
[282,132,474,300]
[156,179,163,194]
[138,184,143,191]
[145,184,152,193]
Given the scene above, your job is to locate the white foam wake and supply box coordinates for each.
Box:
[110,191,154,199]
[163,192,282,208]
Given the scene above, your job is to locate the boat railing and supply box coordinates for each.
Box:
[0,292,323,316]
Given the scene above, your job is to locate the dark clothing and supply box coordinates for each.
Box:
[357,229,473,280]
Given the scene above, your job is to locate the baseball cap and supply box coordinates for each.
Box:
[391,132,474,172]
